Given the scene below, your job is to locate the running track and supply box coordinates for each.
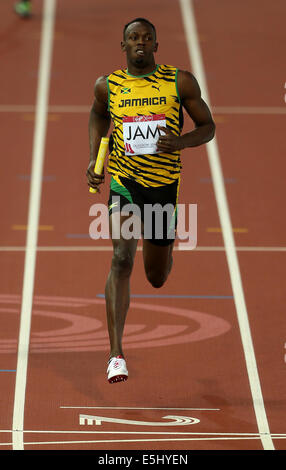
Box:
[0,0,285,451]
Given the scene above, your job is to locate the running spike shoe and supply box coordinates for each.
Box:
[14,1,32,18]
[107,355,128,384]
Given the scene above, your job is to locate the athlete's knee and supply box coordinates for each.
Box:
[111,248,134,278]
[146,268,168,288]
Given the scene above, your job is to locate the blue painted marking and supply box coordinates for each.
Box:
[200,177,237,184]
[18,175,56,181]
[0,369,16,372]
[17,175,31,180]
[97,294,233,299]
[43,175,56,182]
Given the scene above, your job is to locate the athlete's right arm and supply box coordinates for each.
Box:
[86,76,111,193]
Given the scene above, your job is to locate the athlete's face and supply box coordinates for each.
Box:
[121,22,158,69]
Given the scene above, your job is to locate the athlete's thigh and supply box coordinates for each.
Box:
[109,212,140,261]
[142,238,174,275]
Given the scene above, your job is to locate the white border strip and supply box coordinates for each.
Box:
[179,0,274,450]
[1,245,286,252]
[60,406,219,410]
[1,104,286,114]
[12,0,56,451]
[2,436,285,447]
[2,430,286,437]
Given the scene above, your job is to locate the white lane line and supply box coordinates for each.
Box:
[1,245,286,252]
[212,106,286,115]
[11,0,56,451]
[0,105,90,113]
[60,406,219,410]
[2,431,286,437]
[1,436,285,446]
[179,0,274,451]
[1,104,286,114]
[1,429,286,437]
[1,431,285,447]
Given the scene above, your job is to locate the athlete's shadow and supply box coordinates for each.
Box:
[29,349,109,403]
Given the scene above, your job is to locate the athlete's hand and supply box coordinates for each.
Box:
[156,126,184,152]
[86,159,105,193]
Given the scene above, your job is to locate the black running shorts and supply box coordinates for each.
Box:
[107,175,180,246]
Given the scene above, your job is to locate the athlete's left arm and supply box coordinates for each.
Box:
[156,70,215,152]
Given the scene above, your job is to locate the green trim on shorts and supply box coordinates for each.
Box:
[167,205,178,236]
[110,176,133,204]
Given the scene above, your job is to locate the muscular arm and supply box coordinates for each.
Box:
[87,76,111,191]
[156,70,215,152]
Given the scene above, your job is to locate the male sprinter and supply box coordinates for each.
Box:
[87,18,215,383]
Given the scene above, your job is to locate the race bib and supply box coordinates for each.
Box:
[123,114,166,155]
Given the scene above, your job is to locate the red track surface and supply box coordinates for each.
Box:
[0,0,285,451]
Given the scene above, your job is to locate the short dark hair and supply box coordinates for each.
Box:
[123,18,157,40]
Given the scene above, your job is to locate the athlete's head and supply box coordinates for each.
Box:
[121,18,158,69]
[123,18,157,41]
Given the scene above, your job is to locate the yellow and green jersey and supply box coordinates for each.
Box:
[106,64,184,187]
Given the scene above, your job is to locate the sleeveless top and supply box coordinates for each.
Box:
[106,64,184,187]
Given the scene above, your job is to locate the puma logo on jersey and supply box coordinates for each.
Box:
[108,201,119,210]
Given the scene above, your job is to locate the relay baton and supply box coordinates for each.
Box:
[89,137,109,193]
